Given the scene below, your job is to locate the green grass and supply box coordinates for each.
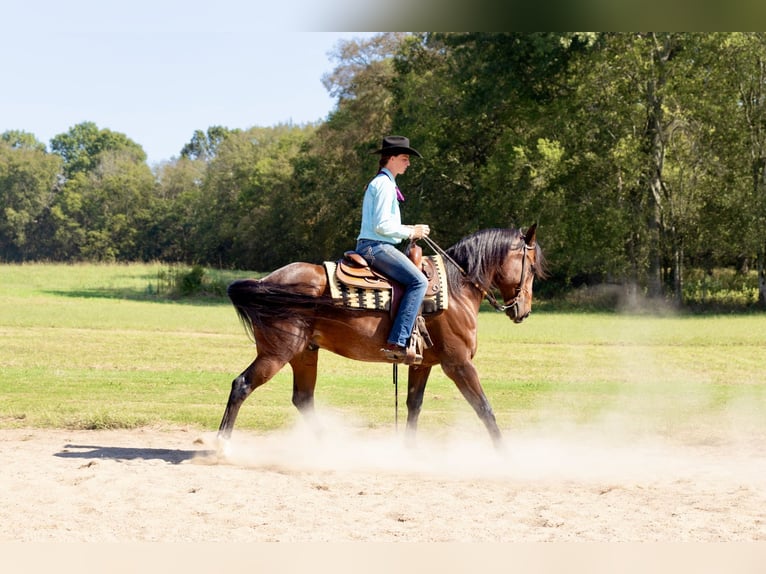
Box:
[1,262,765,441]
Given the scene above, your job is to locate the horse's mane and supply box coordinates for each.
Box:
[443,227,546,295]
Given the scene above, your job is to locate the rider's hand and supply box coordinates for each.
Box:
[410,224,430,240]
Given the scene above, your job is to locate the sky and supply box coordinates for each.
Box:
[3,1,376,164]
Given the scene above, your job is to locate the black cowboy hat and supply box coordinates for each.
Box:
[371,135,422,157]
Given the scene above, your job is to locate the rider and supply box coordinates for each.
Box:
[356,135,431,364]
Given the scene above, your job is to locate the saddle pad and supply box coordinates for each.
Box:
[324,261,392,310]
[324,254,449,312]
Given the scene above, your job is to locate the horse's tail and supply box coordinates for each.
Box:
[227,279,330,341]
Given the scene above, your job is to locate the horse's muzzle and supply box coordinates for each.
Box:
[505,299,530,323]
[509,310,529,323]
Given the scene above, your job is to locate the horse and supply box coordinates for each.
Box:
[218,224,545,448]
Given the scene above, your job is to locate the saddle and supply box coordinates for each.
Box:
[336,242,443,300]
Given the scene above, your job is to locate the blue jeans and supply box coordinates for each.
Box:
[356,239,428,348]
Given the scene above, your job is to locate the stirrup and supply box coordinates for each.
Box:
[403,345,423,365]
[381,345,422,365]
[404,316,431,364]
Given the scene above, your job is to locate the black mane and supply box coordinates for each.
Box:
[443,227,545,294]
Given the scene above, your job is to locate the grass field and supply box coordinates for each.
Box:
[1,262,765,441]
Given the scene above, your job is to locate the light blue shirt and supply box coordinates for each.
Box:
[357,168,411,244]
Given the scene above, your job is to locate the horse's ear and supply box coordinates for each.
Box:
[523,223,537,246]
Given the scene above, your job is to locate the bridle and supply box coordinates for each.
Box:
[482,241,532,317]
[421,234,533,317]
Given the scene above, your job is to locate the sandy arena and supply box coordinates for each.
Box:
[1,415,765,543]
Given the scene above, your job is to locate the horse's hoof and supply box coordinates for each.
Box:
[492,438,507,455]
[216,435,232,459]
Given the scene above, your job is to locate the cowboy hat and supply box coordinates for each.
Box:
[370,135,422,157]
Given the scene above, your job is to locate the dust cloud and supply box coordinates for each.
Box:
[206,407,766,489]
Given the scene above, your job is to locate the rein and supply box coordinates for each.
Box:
[421,234,531,314]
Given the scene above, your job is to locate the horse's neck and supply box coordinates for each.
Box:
[445,276,484,317]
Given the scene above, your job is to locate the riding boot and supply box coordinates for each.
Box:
[381,341,422,365]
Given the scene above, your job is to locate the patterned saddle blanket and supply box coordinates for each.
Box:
[323,253,449,313]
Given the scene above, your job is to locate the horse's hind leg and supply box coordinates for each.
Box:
[218,354,286,441]
[289,347,321,433]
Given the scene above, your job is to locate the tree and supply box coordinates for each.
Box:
[48,150,155,261]
[712,33,766,306]
[390,33,593,244]
[1,130,47,152]
[50,121,146,178]
[179,126,237,162]
[187,124,314,268]
[44,123,153,261]
[232,125,315,268]
[149,156,208,262]
[0,134,61,260]
[558,33,711,301]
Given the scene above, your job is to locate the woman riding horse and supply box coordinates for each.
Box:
[356,135,431,365]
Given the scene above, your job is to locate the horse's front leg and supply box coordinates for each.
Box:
[441,361,503,448]
[405,365,432,445]
[289,347,321,434]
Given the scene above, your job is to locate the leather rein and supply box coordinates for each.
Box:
[420,234,532,314]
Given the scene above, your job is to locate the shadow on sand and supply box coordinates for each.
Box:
[54,443,217,464]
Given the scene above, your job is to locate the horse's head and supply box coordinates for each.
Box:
[493,224,542,323]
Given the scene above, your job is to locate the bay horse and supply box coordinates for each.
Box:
[218,224,544,448]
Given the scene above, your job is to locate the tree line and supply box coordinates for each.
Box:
[2,33,765,307]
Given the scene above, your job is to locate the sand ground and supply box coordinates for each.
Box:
[2,418,764,543]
